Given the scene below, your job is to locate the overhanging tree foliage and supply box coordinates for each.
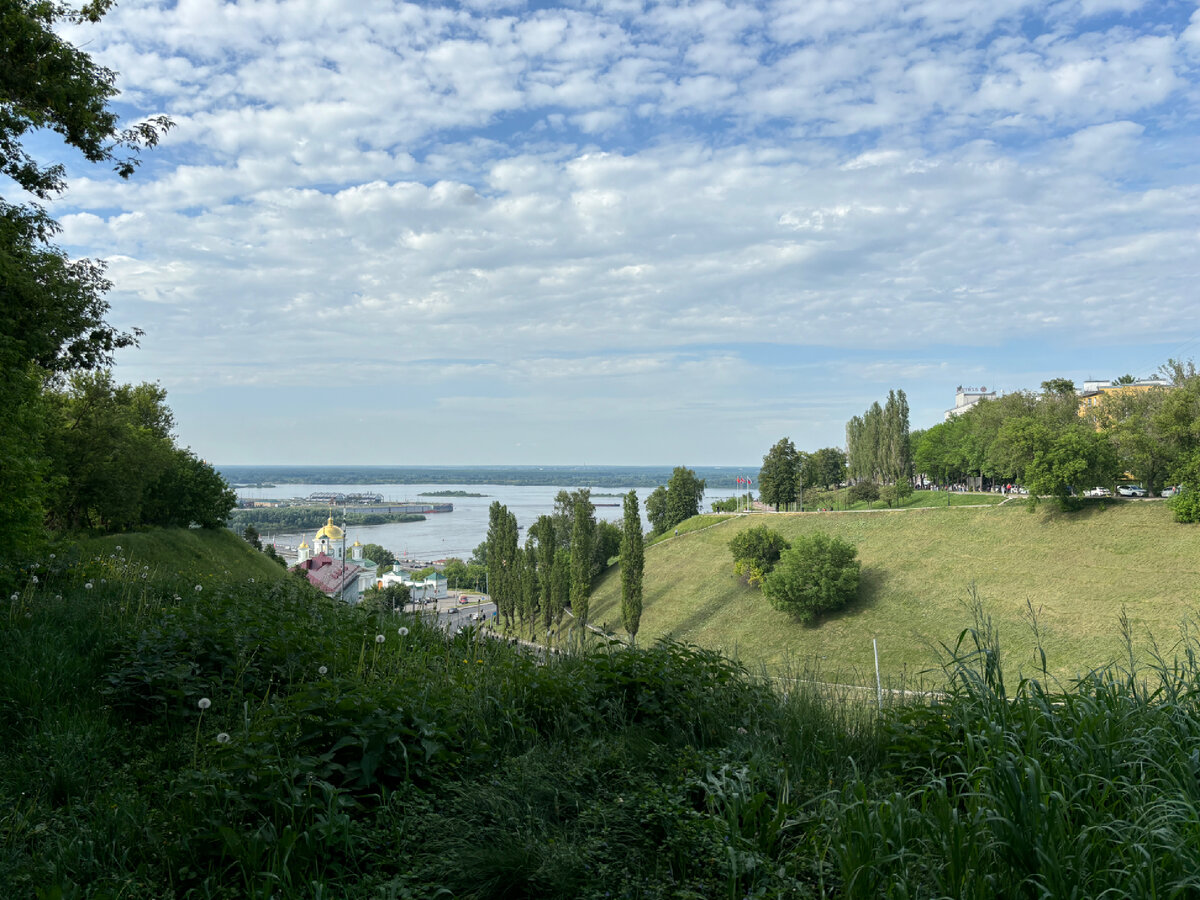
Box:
[1,0,170,554]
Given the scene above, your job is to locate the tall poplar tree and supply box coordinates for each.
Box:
[569,495,595,628]
[533,515,557,632]
[619,490,644,642]
[485,501,519,628]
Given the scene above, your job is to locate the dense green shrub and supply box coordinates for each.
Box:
[728,524,790,586]
[880,480,913,507]
[762,531,860,622]
[848,481,880,505]
[1167,487,1200,523]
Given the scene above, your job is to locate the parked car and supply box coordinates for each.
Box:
[1084,487,1112,498]
[458,595,470,604]
[1161,486,1180,498]
[1117,485,1146,497]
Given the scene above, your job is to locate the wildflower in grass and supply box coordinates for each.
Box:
[217,733,231,744]
[115,546,121,552]
[31,576,38,584]
[398,626,409,636]
[84,583,93,590]
[194,585,202,592]
[9,593,16,601]
[249,578,255,583]
[55,595,61,601]
[198,698,211,710]
[140,573,147,579]
[318,665,328,676]
[49,554,55,560]
[101,578,106,584]
[376,634,385,644]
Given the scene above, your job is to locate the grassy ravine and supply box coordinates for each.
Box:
[70,528,292,584]
[7,530,1200,897]
[590,501,1200,684]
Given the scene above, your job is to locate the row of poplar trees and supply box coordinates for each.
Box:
[846,389,912,484]
[483,489,644,641]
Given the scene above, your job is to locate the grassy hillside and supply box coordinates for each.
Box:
[590,500,1200,684]
[68,527,290,583]
[8,525,1200,897]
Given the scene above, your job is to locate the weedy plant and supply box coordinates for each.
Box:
[8,544,1200,899]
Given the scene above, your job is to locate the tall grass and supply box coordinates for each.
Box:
[6,534,1200,897]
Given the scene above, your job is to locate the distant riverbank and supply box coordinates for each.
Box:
[219,464,756,490]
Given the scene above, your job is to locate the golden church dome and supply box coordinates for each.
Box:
[315,516,344,541]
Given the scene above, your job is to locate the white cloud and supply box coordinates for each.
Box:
[38,0,1200,463]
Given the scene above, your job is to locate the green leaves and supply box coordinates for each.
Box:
[728,524,790,587]
[759,437,800,511]
[619,489,644,640]
[762,531,861,623]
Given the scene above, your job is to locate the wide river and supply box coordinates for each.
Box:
[236,482,740,564]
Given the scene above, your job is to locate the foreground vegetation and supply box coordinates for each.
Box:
[6,531,1200,898]
[590,500,1200,682]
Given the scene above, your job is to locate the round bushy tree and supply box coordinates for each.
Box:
[728,524,790,587]
[848,481,880,506]
[762,532,860,623]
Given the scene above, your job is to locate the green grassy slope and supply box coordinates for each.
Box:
[589,501,1200,684]
[68,527,289,583]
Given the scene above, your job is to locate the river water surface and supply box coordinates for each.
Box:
[236,482,738,563]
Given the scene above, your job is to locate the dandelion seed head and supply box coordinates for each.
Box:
[375,634,385,644]
[194,585,202,592]
[198,698,211,710]
[49,554,55,560]
[318,666,328,676]
[9,593,17,601]
[84,583,93,590]
[216,733,231,744]
[398,626,409,636]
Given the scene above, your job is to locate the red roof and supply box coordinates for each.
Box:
[299,553,361,597]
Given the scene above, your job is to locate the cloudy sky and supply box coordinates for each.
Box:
[39,0,1200,465]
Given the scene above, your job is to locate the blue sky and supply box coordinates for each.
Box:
[34,0,1200,465]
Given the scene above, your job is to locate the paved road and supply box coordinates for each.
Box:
[406,594,497,633]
